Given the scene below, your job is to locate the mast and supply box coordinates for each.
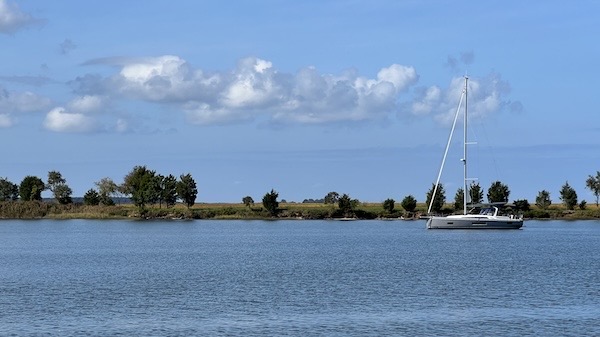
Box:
[462,76,468,215]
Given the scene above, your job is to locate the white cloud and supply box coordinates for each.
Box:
[43,107,97,133]
[0,87,52,113]
[75,55,516,128]
[410,86,441,115]
[410,74,516,125]
[184,102,252,126]
[0,86,51,128]
[0,0,38,34]
[76,55,420,126]
[222,57,282,109]
[0,113,13,127]
[376,64,419,92]
[107,55,223,103]
[67,95,105,113]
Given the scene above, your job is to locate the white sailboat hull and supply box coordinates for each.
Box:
[426,215,523,229]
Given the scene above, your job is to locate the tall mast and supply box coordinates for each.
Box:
[462,76,468,215]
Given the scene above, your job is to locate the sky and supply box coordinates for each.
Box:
[1,0,599,203]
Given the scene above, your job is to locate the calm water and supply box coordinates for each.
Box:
[0,219,599,336]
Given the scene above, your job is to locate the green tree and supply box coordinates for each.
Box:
[579,200,587,210]
[176,173,198,208]
[323,191,339,204]
[585,171,600,206]
[47,170,65,190]
[426,183,446,214]
[242,196,254,207]
[468,182,484,204]
[122,166,159,210]
[559,181,578,210]
[0,178,19,201]
[83,189,100,205]
[383,198,395,213]
[513,199,531,212]
[99,193,115,206]
[487,181,510,203]
[95,177,118,205]
[535,190,551,209]
[46,171,73,204]
[159,174,178,208]
[19,176,45,201]
[262,189,279,216]
[454,188,464,211]
[338,193,357,217]
[400,195,417,212]
[54,184,73,204]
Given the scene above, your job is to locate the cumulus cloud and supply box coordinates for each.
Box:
[0,86,52,113]
[0,0,39,34]
[70,54,516,129]
[0,86,52,128]
[75,55,419,126]
[43,107,97,133]
[42,94,117,133]
[67,95,106,113]
[409,73,518,125]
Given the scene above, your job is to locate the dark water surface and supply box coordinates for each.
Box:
[0,219,599,336]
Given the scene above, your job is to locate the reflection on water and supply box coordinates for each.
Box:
[0,219,598,336]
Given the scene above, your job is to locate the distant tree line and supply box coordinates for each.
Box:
[0,166,198,215]
[2,169,600,219]
[421,174,600,215]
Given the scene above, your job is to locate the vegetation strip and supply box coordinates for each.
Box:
[1,168,599,220]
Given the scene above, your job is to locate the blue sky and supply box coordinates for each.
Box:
[1,0,599,203]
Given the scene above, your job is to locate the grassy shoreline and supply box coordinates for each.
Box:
[1,201,600,220]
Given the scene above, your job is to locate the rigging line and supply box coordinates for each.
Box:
[428,89,465,214]
[474,116,501,182]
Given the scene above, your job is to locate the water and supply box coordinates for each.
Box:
[0,219,599,336]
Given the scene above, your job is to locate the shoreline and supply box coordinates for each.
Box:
[1,201,599,221]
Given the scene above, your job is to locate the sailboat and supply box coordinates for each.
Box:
[426,76,523,229]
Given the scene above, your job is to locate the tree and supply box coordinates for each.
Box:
[46,171,73,204]
[159,174,178,208]
[47,171,65,191]
[468,182,484,204]
[95,177,118,205]
[426,183,446,214]
[242,196,254,207]
[262,189,279,216]
[535,190,551,209]
[176,173,198,208]
[19,176,45,201]
[0,178,18,201]
[401,195,417,212]
[338,193,357,216]
[83,189,100,206]
[487,181,510,203]
[454,188,464,211]
[559,181,578,210]
[323,191,339,204]
[383,198,395,213]
[513,199,531,212]
[122,166,159,210]
[54,184,73,204]
[585,171,600,206]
